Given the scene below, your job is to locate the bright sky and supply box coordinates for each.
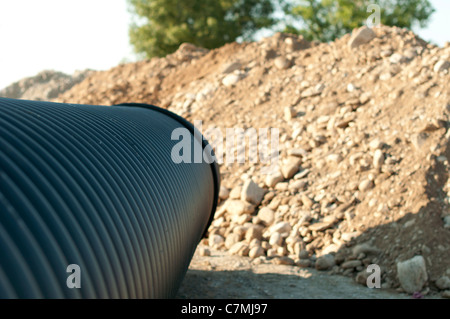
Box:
[0,0,449,91]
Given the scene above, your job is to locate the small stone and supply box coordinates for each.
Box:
[435,276,450,290]
[270,221,291,235]
[341,260,362,269]
[443,215,450,229]
[245,226,262,242]
[241,179,265,206]
[229,242,250,256]
[222,73,241,87]
[358,179,374,192]
[410,132,429,151]
[352,243,380,256]
[209,234,224,248]
[315,254,335,271]
[257,207,275,226]
[265,171,284,188]
[341,231,360,242]
[397,255,428,294]
[284,106,296,121]
[355,270,370,286]
[296,259,311,268]
[272,256,295,265]
[389,53,408,64]
[299,250,309,259]
[249,246,265,259]
[348,26,376,49]
[327,153,344,164]
[225,233,241,249]
[442,290,450,298]
[269,232,283,246]
[229,186,242,199]
[219,186,230,200]
[434,60,450,73]
[309,221,333,232]
[274,57,292,70]
[301,194,314,209]
[369,138,384,150]
[281,156,302,179]
[199,246,211,256]
[373,149,384,169]
[226,200,255,215]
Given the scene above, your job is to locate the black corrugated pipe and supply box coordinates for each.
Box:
[0,97,220,298]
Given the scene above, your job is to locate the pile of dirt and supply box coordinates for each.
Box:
[57,25,450,297]
[0,69,94,101]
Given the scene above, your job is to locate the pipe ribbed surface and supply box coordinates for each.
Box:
[0,97,220,299]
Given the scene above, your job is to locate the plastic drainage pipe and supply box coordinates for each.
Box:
[0,97,220,299]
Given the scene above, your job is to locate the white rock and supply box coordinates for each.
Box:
[229,242,250,256]
[199,246,211,256]
[284,106,296,121]
[274,57,292,70]
[226,200,255,215]
[222,73,241,87]
[281,156,302,179]
[270,221,291,235]
[373,149,384,169]
[434,60,450,73]
[397,255,428,293]
[249,246,265,259]
[269,232,283,246]
[219,186,230,200]
[257,207,275,226]
[265,171,284,188]
[348,26,376,49]
[209,234,224,248]
[241,179,265,206]
[435,276,450,290]
[358,179,374,192]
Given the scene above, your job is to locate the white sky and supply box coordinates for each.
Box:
[0,0,449,91]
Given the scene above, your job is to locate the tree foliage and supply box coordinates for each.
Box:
[128,0,276,58]
[284,0,435,42]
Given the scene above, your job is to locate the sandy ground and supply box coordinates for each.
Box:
[176,246,416,299]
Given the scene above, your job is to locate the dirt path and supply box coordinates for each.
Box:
[176,245,416,299]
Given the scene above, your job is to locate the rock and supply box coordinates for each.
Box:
[222,73,241,87]
[245,226,262,242]
[369,138,384,150]
[443,290,450,298]
[257,207,275,226]
[352,243,380,256]
[358,179,374,192]
[296,259,311,268]
[355,270,370,286]
[229,242,250,256]
[434,60,450,73]
[435,276,450,290]
[225,233,241,249]
[269,221,291,235]
[269,232,283,246]
[327,153,344,164]
[443,215,450,229]
[229,186,242,199]
[199,246,211,256]
[284,106,296,121]
[226,200,255,215]
[299,250,309,259]
[389,53,408,64]
[209,234,224,248]
[249,246,265,259]
[410,132,429,151]
[348,26,376,49]
[281,156,302,179]
[315,254,335,271]
[266,171,284,188]
[274,57,292,70]
[219,186,230,200]
[373,149,384,169]
[271,256,295,265]
[397,255,428,294]
[241,179,265,206]
[341,260,362,269]
[309,221,334,232]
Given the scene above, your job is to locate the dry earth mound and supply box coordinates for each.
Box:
[58,25,450,297]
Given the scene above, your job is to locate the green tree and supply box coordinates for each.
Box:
[128,0,277,58]
[284,0,435,42]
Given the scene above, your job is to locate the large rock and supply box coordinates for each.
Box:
[241,179,265,206]
[281,156,302,179]
[348,26,376,49]
[397,255,428,293]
